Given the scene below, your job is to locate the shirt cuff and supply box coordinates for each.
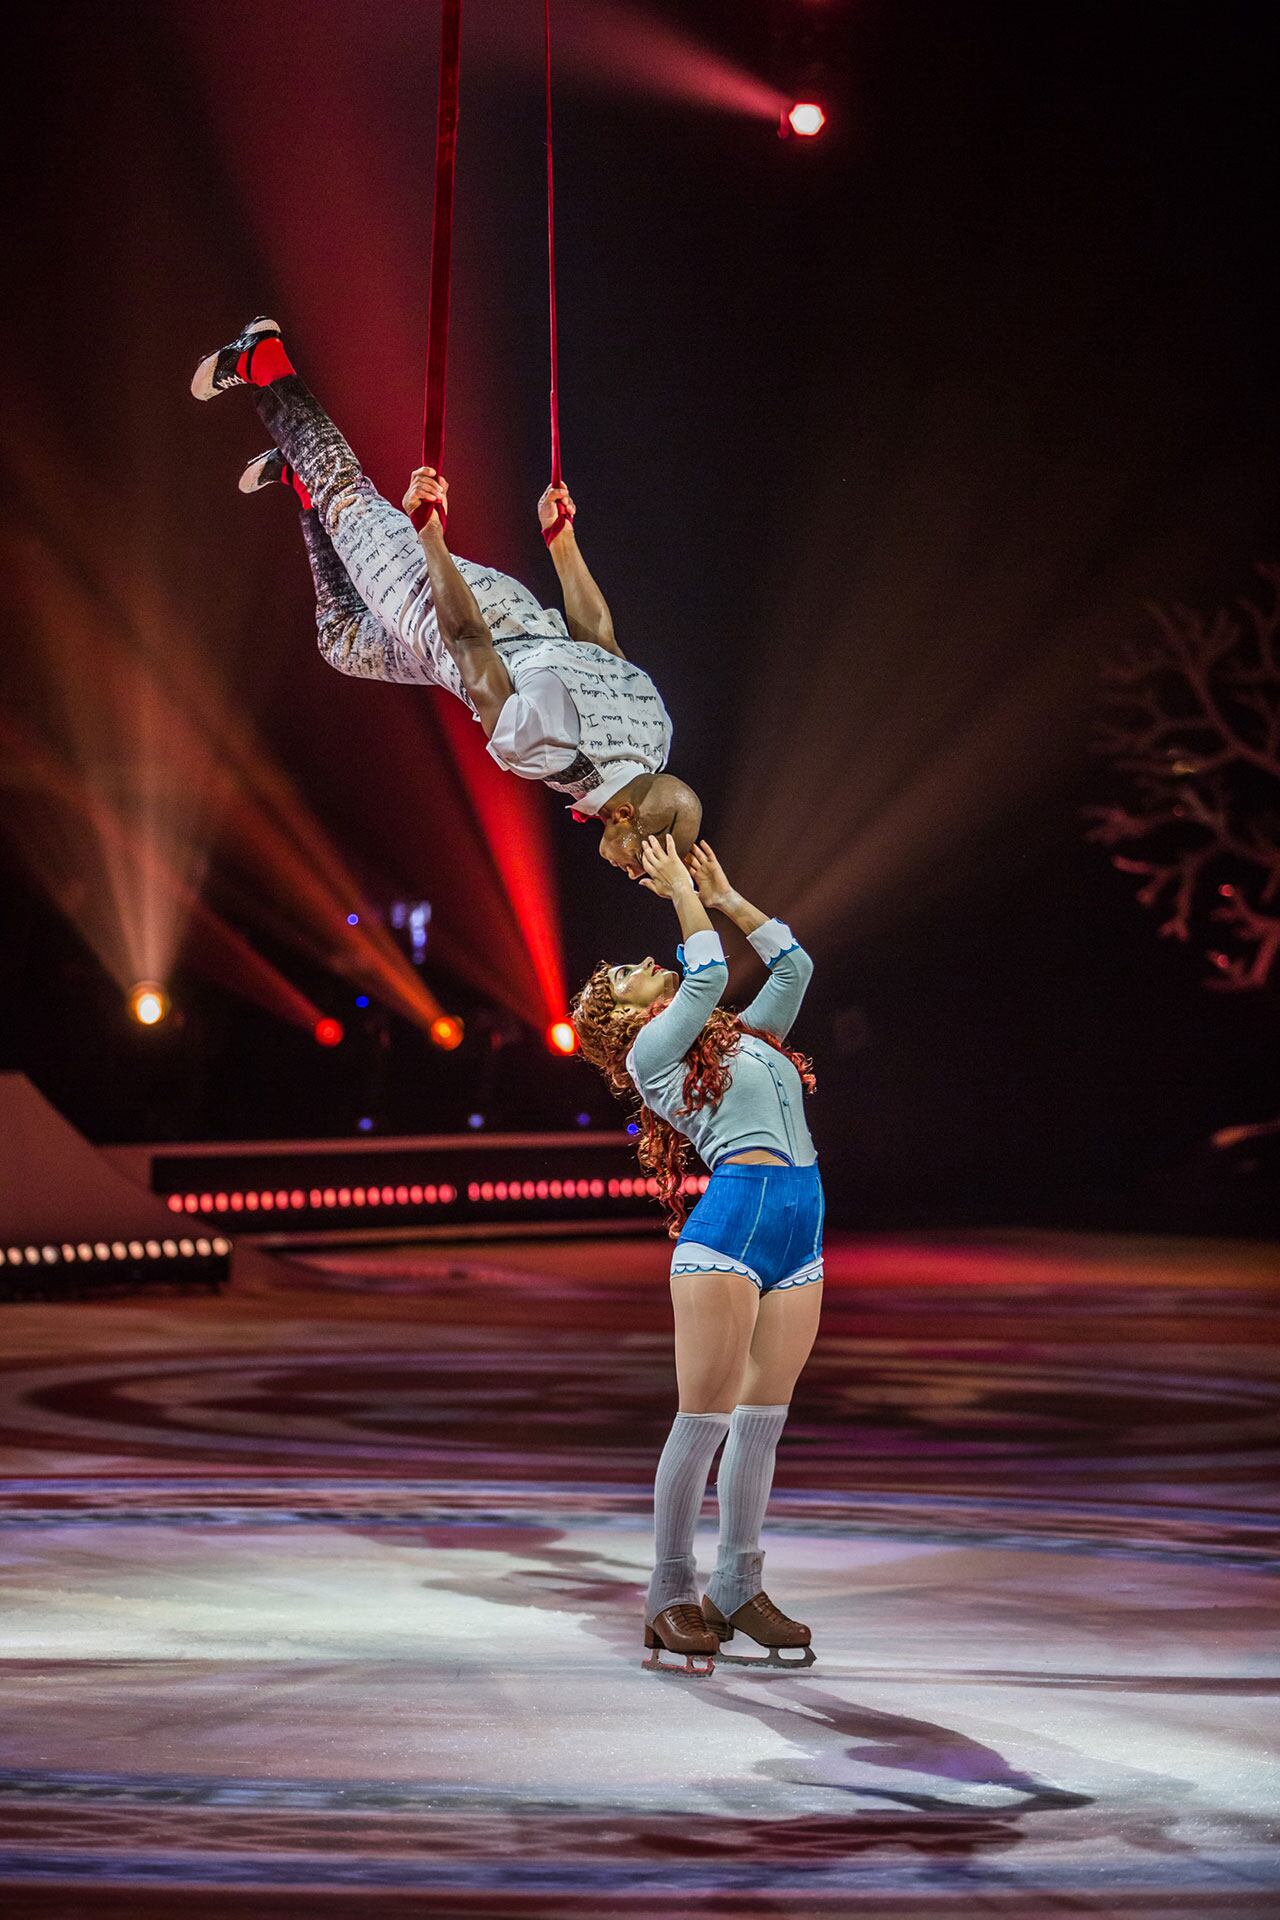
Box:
[677,930,727,974]
[747,918,800,966]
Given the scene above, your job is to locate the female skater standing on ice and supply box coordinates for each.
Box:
[572,836,823,1676]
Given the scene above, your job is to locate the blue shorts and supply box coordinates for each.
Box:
[671,1161,825,1296]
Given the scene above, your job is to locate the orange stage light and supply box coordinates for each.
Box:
[547,1020,579,1056]
[430,1014,465,1051]
[128,982,170,1027]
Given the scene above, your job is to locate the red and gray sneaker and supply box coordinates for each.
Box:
[190,316,290,401]
[239,449,312,510]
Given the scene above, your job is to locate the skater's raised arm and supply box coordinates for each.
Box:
[736,921,813,1044]
[626,836,729,1083]
[639,832,712,940]
[687,843,769,939]
[540,487,623,658]
[404,468,515,734]
[688,842,813,1044]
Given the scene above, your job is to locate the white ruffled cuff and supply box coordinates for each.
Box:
[747,918,800,966]
[678,929,727,973]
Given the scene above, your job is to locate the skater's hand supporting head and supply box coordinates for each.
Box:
[403,467,449,527]
[598,776,702,881]
[686,842,736,912]
[638,834,694,901]
[538,483,576,541]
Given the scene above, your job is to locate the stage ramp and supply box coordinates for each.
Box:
[0,1073,231,1297]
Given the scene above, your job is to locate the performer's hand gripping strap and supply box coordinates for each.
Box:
[409,499,448,536]
[542,502,574,548]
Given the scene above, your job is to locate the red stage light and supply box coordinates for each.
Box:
[314,1017,344,1048]
[547,1019,579,1055]
[786,100,826,138]
[430,1014,465,1051]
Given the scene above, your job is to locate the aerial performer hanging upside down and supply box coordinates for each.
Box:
[190,318,703,876]
[572,834,823,1676]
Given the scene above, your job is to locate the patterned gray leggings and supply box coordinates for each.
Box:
[254,375,565,691]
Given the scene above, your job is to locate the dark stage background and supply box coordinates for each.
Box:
[1,0,1277,1232]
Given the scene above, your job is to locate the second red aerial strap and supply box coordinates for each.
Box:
[412,0,463,530]
[543,0,573,546]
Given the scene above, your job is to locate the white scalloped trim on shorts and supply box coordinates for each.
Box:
[670,1242,763,1290]
[670,1246,824,1294]
[770,1256,824,1291]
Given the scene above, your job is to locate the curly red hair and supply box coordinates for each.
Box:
[571,963,816,1236]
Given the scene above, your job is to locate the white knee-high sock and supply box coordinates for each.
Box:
[646,1410,732,1617]
[707,1402,789,1614]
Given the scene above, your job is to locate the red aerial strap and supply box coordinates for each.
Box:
[542,0,574,547]
[412,0,570,548]
[410,0,463,532]
[545,0,561,490]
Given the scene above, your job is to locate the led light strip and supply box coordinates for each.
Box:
[1,1236,232,1266]
[466,1174,711,1203]
[166,1184,458,1214]
[162,1174,712,1214]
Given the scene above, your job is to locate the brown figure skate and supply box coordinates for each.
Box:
[702,1591,816,1669]
[642,1603,718,1677]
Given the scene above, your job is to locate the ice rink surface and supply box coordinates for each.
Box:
[0,1230,1277,1916]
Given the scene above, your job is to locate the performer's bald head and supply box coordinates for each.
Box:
[636,774,703,858]
[596,773,703,878]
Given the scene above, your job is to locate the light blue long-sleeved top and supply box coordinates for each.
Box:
[625,919,816,1170]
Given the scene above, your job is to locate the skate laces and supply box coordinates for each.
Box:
[665,1603,707,1632]
[751,1591,790,1626]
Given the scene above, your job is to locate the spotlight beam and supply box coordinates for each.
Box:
[0,710,327,1032]
[469,1,786,123]
[434,703,566,1028]
[2,458,451,1038]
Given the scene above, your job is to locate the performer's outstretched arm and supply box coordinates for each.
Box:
[688,842,814,1043]
[626,835,727,1083]
[539,486,624,657]
[405,468,515,735]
